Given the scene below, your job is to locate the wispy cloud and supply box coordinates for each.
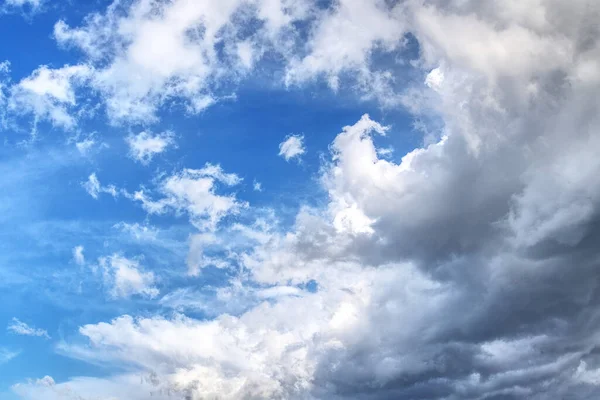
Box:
[8,318,50,339]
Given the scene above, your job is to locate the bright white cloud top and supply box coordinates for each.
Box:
[1,0,600,399]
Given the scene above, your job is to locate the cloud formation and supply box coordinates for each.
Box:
[8,0,600,399]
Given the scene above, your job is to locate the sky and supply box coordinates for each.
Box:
[0,0,600,399]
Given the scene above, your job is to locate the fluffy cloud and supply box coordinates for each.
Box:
[126,131,176,165]
[132,164,245,232]
[98,254,158,299]
[278,134,305,161]
[7,318,50,339]
[51,0,311,124]
[7,64,92,132]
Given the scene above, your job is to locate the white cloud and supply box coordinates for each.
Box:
[126,131,175,165]
[74,138,96,155]
[7,318,49,339]
[82,173,117,199]
[8,64,92,131]
[113,222,159,242]
[72,245,85,266]
[132,164,245,231]
[253,180,263,192]
[278,134,305,161]
[98,254,158,299]
[2,0,44,12]
[285,0,405,94]
[51,0,310,124]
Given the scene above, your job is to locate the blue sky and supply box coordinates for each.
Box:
[1,0,600,399]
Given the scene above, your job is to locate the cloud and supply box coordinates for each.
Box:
[98,254,158,299]
[126,131,176,165]
[12,374,173,400]
[131,163,245,231]
[7,64,92,132]
[285,0,405,92]
[74,138,96,155]
[72,245,85,266]
[113,222,159,242]
[82,173,117,199]
[7,318,50,339]
[0,347,19,364]
[51,0,310,124]
[2,0,44,13]
[253,180,263,192]
[278,134,305,161]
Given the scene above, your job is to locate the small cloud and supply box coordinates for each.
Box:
[377,147,394,157]
[0,347,19,364]
[82,173,118,199]
[75,138,96,154]
[113,222,159,241]
[7,318,50,339]
[72,245,85,265]
[126,131,176,165]
[278,134,305,162]
[98,254,159,299]
[253,180,263,192]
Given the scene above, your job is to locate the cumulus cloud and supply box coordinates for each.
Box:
[278,134,305,161]
[7,318,50,339]
[126,131,176,165]
[98,254,158,299]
